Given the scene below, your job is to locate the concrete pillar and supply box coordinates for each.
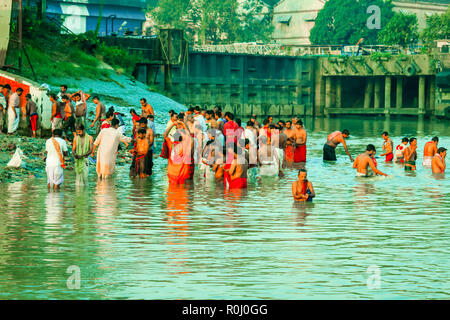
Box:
[396,77,403,109]
[374,78,381,109]
[336,77,342,108]
[429,76,436,116]
[325,77,332,116]
[384,76,391,118]
[364,78,374,109]
[419,76,426,116]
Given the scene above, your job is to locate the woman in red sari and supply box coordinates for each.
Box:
[164,118,194,185]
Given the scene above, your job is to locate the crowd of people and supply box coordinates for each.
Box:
[1,83,447,201]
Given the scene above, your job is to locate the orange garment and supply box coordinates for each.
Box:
[166,137,191,185]
[51,137,66,169]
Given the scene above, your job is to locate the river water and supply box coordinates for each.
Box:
[0,116,448,299]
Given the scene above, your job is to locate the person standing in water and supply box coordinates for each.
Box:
[394,137,409,163]
[423,136,439,167]
[323,129,353,162]
[353,144,387,177]
[224,145,248,189]
[140,98,154,118]
[284,120,295,165]
[92,118,131,179]
[163,119,194,185]
[72,124,93,186]
[292,169,315,202]
[431,147,446,174]
[380,131,394,162]
[293,119,307,163]
[404,137,418,171]
[45,129,68,190]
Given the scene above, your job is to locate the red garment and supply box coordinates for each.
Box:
[101,121,111,130]
[294,145,306,162]
[301,181,308,195]
[30,114,38,131]
[166,137,191,185]
[372,156,378,167]
[223,120,239,144]
[160,140,170,159]
[385,153,393,162]
[223,164,247,189]
[285,145,294,162]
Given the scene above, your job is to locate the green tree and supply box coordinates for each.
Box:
[378,12,418,47]
[420,7,450,44]
[150,0,274,44]
[310,0,394,45]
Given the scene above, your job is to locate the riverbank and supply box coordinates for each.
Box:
[0,134,136,184]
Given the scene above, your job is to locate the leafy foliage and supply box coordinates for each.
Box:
[150,0,274,44]
[377,12,418,47]
[310,0,394,45]
[420,7,450,44]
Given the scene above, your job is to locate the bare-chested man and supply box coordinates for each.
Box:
[404,137,418,171]
[205,110,218,129]
[323,129,353,162]
[140,98,154,118]
[293,119,307,163]
[292,169,315,202]
[353,144,387,177]
[91,96,106,134]
[431,147,446,174]
[134,117,154,176]
[224,145,248,189]
[284,120,295,164]
[423,136,439,167]
[380,131,394,162]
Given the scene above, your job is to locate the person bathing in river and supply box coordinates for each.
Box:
[134,117,154,176]
[130,128,150,179]
[258,135,281,177]
[323,129,353,162]
[394,137,409,163]
[73,124,93,186]
[380,131,394,162]
[45,129,68,190]
[294,119,307,163]
[70,91,90,127]
[292,169,315,202]
[423,136,439,167]
[224,145,248,189]
[164,118,194,185]
[92,118,131,179]
[404,137,418,171]
[61,95,75,142]
[432,147,446,174]
[353,144,387,177]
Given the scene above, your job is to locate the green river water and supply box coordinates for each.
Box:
[0,116,449,299]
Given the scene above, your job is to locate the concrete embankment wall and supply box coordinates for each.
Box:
[137,52,316,118]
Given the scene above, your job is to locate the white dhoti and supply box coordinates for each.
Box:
[7,108,19,134]
[259,161,279,176]
[422,156,433,167]
[46,165,64,186]
[276,148,284,169]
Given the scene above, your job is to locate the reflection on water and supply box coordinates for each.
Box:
[0,117,449,299]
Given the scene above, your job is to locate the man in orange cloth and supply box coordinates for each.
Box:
[164,116,194,185]
[293,119,307,163]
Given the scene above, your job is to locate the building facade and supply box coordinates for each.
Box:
[44,0,147,35]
